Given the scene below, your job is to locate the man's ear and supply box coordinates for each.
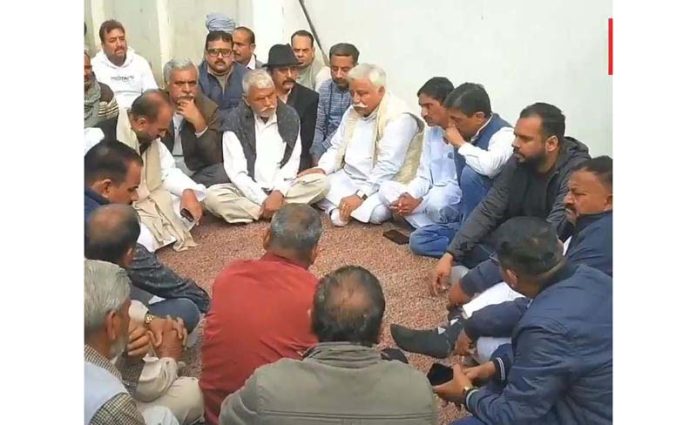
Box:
[92,179,112,196]
[105,310,119,342]
[262,228,271,250]
[243,96,250,107]
[501,268,519,289]
[378,86,385,96]
[545,135,560,153]
[309,244,319,265]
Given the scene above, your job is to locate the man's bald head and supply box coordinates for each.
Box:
[85,204,141,267]
[311,266,385,346]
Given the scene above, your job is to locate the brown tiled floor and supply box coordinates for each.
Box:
[159,214,466,424]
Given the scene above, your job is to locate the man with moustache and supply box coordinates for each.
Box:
[428,102,590,294]
[266,44,319,170]
[300,63,424,227]
[232,26,264,70]
[161,59,227,187]
[95,90,207,252]
[91,20,158,108]
[391,156,612,361]
[377,77,461,233]
[198,30,248,122]
[203,70,328,224]
[310,43,359,164]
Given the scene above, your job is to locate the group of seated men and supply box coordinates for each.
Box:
[84,12,613,425]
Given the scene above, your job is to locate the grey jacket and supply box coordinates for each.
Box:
[219,342,438,425]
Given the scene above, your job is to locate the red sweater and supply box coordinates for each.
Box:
[199,253,318,425]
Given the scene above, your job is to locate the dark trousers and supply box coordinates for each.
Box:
[128,244,210,318]
[191,163,231,187]
[130,285,201,333]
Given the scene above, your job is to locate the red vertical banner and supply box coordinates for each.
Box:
[608,18,613,75]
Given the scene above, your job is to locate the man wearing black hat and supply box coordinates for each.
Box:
[266,44,319,171]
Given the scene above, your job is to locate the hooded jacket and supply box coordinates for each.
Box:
[92,47,158,107]
[447,137,591,261]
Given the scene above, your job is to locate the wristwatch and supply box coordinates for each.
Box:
[144,312,156,328]
[355,190,368,201]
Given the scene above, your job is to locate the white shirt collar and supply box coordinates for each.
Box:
[254,111,278,128]
[246,55,257,70]
[471,116,493,142]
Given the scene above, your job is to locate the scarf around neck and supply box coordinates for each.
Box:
[84,77,102,127]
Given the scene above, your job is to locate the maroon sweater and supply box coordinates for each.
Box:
[200,253,318,425]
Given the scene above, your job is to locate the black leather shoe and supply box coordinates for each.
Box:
[390,323,452,359]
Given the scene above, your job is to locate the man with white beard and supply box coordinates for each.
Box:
[84,259,179,425]
[299,63,424,226]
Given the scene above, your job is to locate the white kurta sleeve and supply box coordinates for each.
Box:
[457,127,515,178]
[222,131,268,205]
[317,109,350,174]
[357,114,419,196]
[134,357,179,402]
[158,142,206,200]
[272,133,302,196]
[405,127,435,199]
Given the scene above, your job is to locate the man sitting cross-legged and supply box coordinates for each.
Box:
[219,265,438,425]
[300,63,424,227]
[203,69,328,224]
[200,204,324,425]
[378,77,461,234]
[86,206,205,425]
[85,139,210,326]
[84,259,179,425]
[433,217,612,425]
[392,156,613,362]
[94,90,207,252]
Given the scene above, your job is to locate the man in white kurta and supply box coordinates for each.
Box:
[300,64,424,226]
[378,77,461,229]
[204,70,328,223]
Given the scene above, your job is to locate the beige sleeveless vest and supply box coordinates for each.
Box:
[116,109,196,251]
[336,92,423,184]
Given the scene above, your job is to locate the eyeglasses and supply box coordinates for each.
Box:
[207,48,233,58]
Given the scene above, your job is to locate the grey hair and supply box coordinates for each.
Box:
[347,63,386,88]
[269,204,323,254]
[84,259,131,335]
[163,58,198,85]
[242,69,274,96]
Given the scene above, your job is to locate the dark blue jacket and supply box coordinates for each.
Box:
[462,211,612,340]
[465,264,612,425]
[83,188,211,313]
[197,61,247,123]
[85,188,109,220]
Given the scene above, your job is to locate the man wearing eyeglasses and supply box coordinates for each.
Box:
[198,31,248,122]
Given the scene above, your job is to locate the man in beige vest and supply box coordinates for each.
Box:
[300,64,424,226]
[96,90,206,252]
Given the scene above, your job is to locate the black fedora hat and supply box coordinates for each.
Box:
[265,44,301,68]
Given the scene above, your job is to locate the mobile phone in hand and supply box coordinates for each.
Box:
[181,208,194,222]
[427,363,454,386]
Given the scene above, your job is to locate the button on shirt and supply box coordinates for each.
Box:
[221,112,302,205]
